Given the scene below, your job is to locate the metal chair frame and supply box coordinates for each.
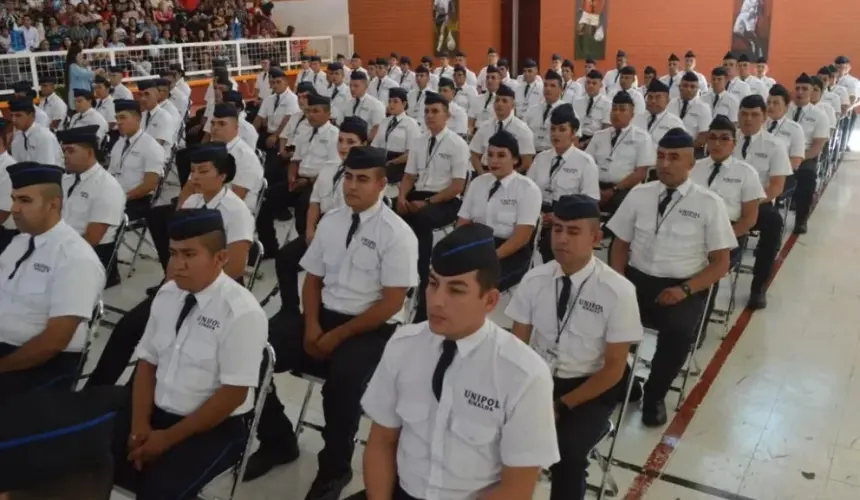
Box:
[72,300,104,391]
[107,214,129,278]
[245,240,265,292]
[709,236,749,332]
[121,172,169,277]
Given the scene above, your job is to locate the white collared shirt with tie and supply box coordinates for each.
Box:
[607,87,646,115]
[562,79,584,103]
[690,156,765,221]
[0,220,104,351]
[135,272,267,416]
[0,152,17,229]
[371,112,422,154]
[361,319,559,500]
[368,76,401,105]
[225,136,265,211]
[631,109,687,144]
[469,113,536,166]
[337,93,386,133]
[300,201,419,318]
[39,92,68,125]
[256,70,272,101]
[108,128,166,192]
[726,77,752,101]
[699,89,740,122]
[527,145,601,205]
[93,96,116,126]
[732,129,794,188]
[280,111,314,146]
[405,128,470,193]
[658,73,683,100]
[11,123,63,165]
[181,188,255,244]
[61,108,109,140]
[515,78,544,117]
[524,99,566,152]
[786,102,831,149]
[452,84,478,112]
[585,124,656,183]
[407,87,431,122]
[259,90,301,134]
[458,171,542,239]
[764,115,806,161]
[293,121,342,178]
[606,179,738,279]
[467,91,498,131]
[506,257,643,378]
[61,165,126,244]
[667,96,712,138]
[572,93,612,137]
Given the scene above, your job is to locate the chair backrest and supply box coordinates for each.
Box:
[245,239,265,291]
[73,300,104,391]
[253,177,268,219]
[107,214,129,277]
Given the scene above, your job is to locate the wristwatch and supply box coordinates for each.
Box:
[680,283,692,297]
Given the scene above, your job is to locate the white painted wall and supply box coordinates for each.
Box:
[271,0,350,36]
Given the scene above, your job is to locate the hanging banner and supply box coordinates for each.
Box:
[575,0,608,61]
[433,0,460,56]
[731,0,773,60]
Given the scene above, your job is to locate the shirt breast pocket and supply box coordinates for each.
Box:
[349,247,380,289]
[395,401,432,460]
[496,207,517,226]
[15,269,51,310]
[555,170,581,192]
[446,417,501,480]
[181,334,219,390]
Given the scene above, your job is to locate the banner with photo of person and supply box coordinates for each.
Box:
[433,0,460,56]
[575,0,608,60]
[731,0,773,59]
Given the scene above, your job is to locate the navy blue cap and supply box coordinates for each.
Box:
[424,91,448,106]
[344,146,386,170]
[137,79,156,90]
[708,116,736,134]
[724,51,737,61]
[73,88,93,99]
[8,98,34,113]
[544,70,563,83]
[399,56,411,64]
[738,53,751,63]
[585,58,596,64]
[350,70,368,81]
[431,223,499,278]
[498,58,510,67]
[453,64,467,74]
[328,62,343,71]
[12,81,31,93]
[421,56,433,64]
[562,59,574,69]
[438,77,455,89]
[388,87,408,102]
[296,81,316,94]
[658,127,695,148]
[307,93,331,106]
[685,50,696,58]
[222,90,244,106]
[340,116,368,142]
[619,66,636,76]
[644,66,657,75]
[668,53,680,62]
[213,102,239,118]
[796,72,812,84]
[612,91,634,105]
[496,84,516,98]
[93,75,110,87]
[154,78,170,87]
[269,67,286,78]
[310,55,321,62]
[552,53,562,61]
[740,94,767,110]
[554,194,600,220]
[550,103,579,129]
[835,56,850,64]
[648,79,670,93]
[711,66,728,77]
[56,125,100,148]
[682,71,699,82]
[415,65,430,74]
[40,76,57,85]
[769,83,791,100]
[168,208,225,241]
[190,141,228,163]
[587,70,603,79]
[485,65,499,74]
[488,130,520,157]
[8,162,64,189]
[616,50,627,58]
[522,58,537,68]
[114,99,140,113]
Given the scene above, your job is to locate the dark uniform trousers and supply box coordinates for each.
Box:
[538,204,554,264]
[256,181,313,256]
[751,202,783,288]
[112,403,245,500]
[176,147,192,187]
[704,235,747,328]
[496,236,535,293]
[624,267,708,403]
[146,203,178,271]
[275,236,308,314]
[598,182,629,220]
[0,342,81,397]
[344,483,423,500]
[403,190,462,323]
[386,151,407,184]
[126,196,153,223]
[94,240,121,287]
[550,377,616,500]
[259,308,396,478]
[790,157,819,226]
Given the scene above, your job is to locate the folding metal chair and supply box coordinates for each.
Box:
[72,300,104,391]
[107,214,129,278]
[245,240,265,291]
[253,177,268,218]
[709,236,749,332]
[122,174,169,277]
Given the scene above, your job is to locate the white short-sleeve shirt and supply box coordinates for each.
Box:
[458,172,542,239]
[371,112,422,154]
[631,109,687,144]
[585,124,656,183]
[0,152,16,223]
[280,112,314,146]
[732,129,794,188]
[787,103,831,149]
[61,165,126,244]
[515,78,544,117]
[134,273,267,416]
[727,77,752,101]
[368,76,400,105]
[445,101,469,136]
[667,97,713,138]
[0,221,105,351]
[606,179,738,278]
[607,87,646,115]
[361,320,559,499]
[405,128,470,193]
[142,106,177,154]
[300,202,419,317]
[527,145,601,205]
[469,114,536,165]
[181,187,255,245]
[310,163,347,215]
[690,156,766,221]
[338,93,386,133]
[292,122,342,178]
[259,90,301,133]
[39,92,68,124]
[112,83,134,101]
[62,108,110,140]
[224,136,264,212]
[700,90,740,123]
[562,80,584,103]
[94,96,116,125]
[11,123,63,165]
[468,91,497,130]
[108,129,166,192]
[256,71,272,101]
[764,116,806,159]
[407,87,431,123]
[572,93,612,137]
[506,258,644,378]
[524,99,566,152]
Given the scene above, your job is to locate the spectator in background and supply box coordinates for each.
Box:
[176,25,190,43]
[158,28,173,44]
[101,2,115,22]
[68,16,89,45]
[0,27,11,53]
[45,16,67,50]
[155,1,174,24]
[66,44,99,108]
[108,30,126,48]
[13,14,40,51]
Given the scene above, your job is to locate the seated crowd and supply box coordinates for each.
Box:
[0,43,857,500]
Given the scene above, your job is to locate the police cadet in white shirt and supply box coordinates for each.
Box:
[351,223,559,500]
[308,55,330,95]
[604,50,628,94]
[61,89,109,141]
[420,56,442,90]
[0,120,18,253]
[834,56,858,146]
[515,58,544,118]
[529,105,600,263]
[737,54,768,98]
[659,53,683,100]
[765,84,806,170]
[526,70,567,153]
[723,52,752,101]
[507,195,641,500]
[498,58,520,92]
[255,67,301,163]
[246,147,419,500]
[9,82,51,128]
[154,79,182,125]
[574,70,612,149]
[787,73,830,234]
[469,65,503,135]
[111,208,266,499]
[825,64,851,115]
[138,80,176,156]
[701,66,741,123]
[398,56,417,92]
[350,52,370,80]
[668,72,713,156]
[57,126,126,285]
[108,99,166,221]
[608,66,646,116]
[372,87,421,183]
[811,76,838,131]
[399,92,470,322]
[166,65,191,119]
[433,52,455,81]
[476,47,500,92]
[92,75,117,131]
[755,57,777,91]
[452,65,478,111]
[9,98,63,166]
[683,50,710,91]
[255,55,273,103]
[0,163,104,397]
[691,116,765,319]
[586,91,656,214]
[369,58,401,106]
[437,78,470,136]
[38,76,68,130]
[326,62,352,118]
[733,95,793,308]
[607,129,736,426]
[470,84,536,173]
[274,117,370,316]
[280,82,317,161]
[817,66,846,121]
[221,90,260,149]
[339,70,387,141]
[459,131,541,292]
[387,52,404,83]
[575,59,597,89]
[638,67,656,95]
[633,79,687,144]
[109,66,135,100]
[298,54,314,83]
[454,50,479,87]
[408,65,433,124]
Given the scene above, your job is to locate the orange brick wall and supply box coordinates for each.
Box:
[350,0,860,88]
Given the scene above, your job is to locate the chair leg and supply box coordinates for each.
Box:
[294,380,315,437]
[126,227,149,278]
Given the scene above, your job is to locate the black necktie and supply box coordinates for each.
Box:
[484,92,493,110]
[524,83,531,98]
[707,162,722,187]
[586,96,594,116]
[542,103,552,123]
[427,135,437,158]
[385,118,399,142]
[8,236,35,279]
[121,137,132,156]
[352,97,361,115]
[610,128,621,148]
[549,155,564,177]
[274,93,281,111]
[713,93,720,108]
[22,132,29,151]
[497,120,504,133]
[400,72,406,84]
[294,114,307,135]
[680,100,689,119]
[487,179,502,201]
[432,340,457,401]
[332,164,346,186]
[647,113,657,130]
[145,111,152,129]
[792,107,802,122]
[67,173,82,197]
[109,87,115,95]
[669,76,674,88]
[331,86,339,101]
[658,188,676,216]
[376,79,382,93]
[557,276,572,322]
[346,213,360,247]
[768,120,778,133]
[309,126,319,144]
[95,99,103,109]
[741,136,751,159]
[175,293,197,334]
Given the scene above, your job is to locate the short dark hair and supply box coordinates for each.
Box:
[197,230,227,254]
[475,266,500,294]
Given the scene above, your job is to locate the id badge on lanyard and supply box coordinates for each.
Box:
[543,271,595,375]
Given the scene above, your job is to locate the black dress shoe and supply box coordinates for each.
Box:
[641,399,668,427]
[748,289,767,310]
[242,444,300,482]
[793,221,808,235]
[304,469,354,500]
